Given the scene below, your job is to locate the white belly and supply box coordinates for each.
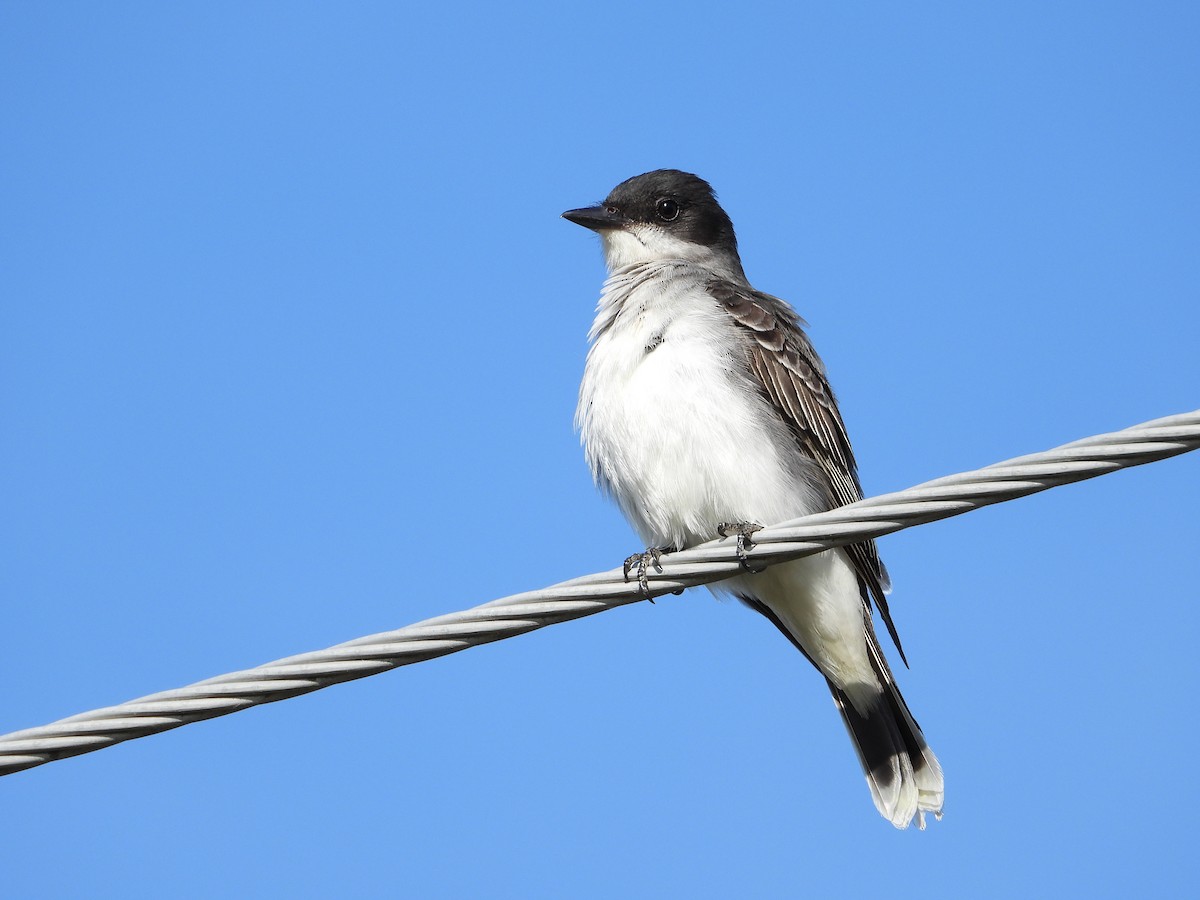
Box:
[577,281,823,551]
[576,266,875,694]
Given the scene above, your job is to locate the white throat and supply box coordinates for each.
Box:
[599,224,744,281]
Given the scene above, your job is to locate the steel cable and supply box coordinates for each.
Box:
[1,410,1196,776]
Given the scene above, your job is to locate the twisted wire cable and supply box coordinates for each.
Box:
[2,410,1196,776]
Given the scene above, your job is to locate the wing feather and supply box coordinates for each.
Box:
[708,279,906,663]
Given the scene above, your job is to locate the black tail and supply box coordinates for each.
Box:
[828,642,944,829]
[740,592,943,828]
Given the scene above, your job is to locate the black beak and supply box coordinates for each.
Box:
[561,205,629,232]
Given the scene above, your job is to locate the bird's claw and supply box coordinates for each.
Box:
[623,547,667,599]
[717,521,766,573]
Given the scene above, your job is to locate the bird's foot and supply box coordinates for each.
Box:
[717,521,766,573]
[623,547,672,599]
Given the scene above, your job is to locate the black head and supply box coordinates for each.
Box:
[562,169,739,257]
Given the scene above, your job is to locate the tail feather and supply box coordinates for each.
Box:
[831,635,944,829]
[737,590,943,828]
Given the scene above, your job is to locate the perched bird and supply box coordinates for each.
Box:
[563,169,943,829]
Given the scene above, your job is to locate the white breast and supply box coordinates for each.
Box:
[576,262,825,551]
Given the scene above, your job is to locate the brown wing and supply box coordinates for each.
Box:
[707,279,907,664]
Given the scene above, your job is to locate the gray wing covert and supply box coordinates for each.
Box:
[707,279,907,664]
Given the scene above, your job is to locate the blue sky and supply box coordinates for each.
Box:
[2,2,1198,897]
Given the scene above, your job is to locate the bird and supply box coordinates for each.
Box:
[562,169,943,829]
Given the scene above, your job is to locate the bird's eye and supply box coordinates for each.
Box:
[605,205,620,215]
[656,198,679,221]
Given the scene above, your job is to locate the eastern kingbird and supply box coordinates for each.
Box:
[563,169,943,829]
